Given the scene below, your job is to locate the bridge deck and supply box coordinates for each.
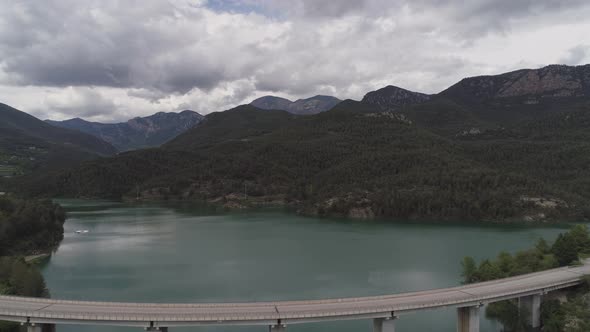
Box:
[1,264,588,327]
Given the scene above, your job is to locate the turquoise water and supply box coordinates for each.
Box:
[41,200,571,332]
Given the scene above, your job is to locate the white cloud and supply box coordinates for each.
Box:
[0,0,589,121]
[560,45,590,65]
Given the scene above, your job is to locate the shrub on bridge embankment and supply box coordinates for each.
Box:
[0,257,48,297]
[460,225,590,331]
[541,278,590,332]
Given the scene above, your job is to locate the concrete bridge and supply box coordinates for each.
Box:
[1,264,589,332]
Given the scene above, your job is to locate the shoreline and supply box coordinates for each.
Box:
[53,196,586,227]
[24,253,51,264]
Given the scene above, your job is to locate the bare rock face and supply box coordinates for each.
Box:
[318,191,375,219]
[361,85,431,111]
[441,64,590,102]
[348,207,375,219]
[498,65,585,98]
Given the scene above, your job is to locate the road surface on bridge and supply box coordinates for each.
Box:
[1,264,588,327]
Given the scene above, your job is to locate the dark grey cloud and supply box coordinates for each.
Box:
[396,0,590,43]
[0,0,265,94]
[2,0,588,94]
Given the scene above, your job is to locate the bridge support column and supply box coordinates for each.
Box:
[457,306,479,332]
[24,323,55,332]
[373,317,396,332]
[269,323,286,332]
[519,294,541,329]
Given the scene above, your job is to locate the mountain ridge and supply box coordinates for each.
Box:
[12,63,590,223]
[440,64,590,102]
[46,110,204,151]
[0,102,117,176]
[250,95,341,115]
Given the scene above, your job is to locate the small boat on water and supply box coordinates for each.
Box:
[75,230,89,234]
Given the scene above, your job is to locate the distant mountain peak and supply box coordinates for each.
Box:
[250,95,341,115]
[46,110,204,151]
[361,85,431,111]
[250,96,293,111]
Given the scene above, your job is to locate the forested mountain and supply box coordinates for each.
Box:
[46,110,203,151]
[361,85,431,111]
[167,105,294,149]
[251,95,341,115]
[14,64,590,222]
[0,103,116,177]
[359,65,590,136]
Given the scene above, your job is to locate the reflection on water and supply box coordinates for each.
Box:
[42,200,571,332]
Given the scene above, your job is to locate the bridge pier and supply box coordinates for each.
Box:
[269,323,286,332]
[24,323,55,332]
[519,294,541,329]
[373,317,396,332]
[457,306,479,332]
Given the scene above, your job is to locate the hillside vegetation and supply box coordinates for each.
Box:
[0,196,65,256]
[0,103,116,177]
[13,64,590,222]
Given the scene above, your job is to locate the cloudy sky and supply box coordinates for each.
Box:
[1,0,589,122]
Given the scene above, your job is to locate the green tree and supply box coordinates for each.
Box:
[21,269,48,297]
[552,233,579,266]
[541,299,565,332]
[535,238,550,254]
[477,259,502,280]
[486,300,526,332]
[568,224,590,253]
[496,251,514,276]
[461,256,478,283]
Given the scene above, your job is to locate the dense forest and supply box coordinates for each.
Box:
[0,197,65,256]
[461,225,590,331]
[16,97,590,223]
[0,196,64,332]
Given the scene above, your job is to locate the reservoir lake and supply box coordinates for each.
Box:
[41,200,572,332]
